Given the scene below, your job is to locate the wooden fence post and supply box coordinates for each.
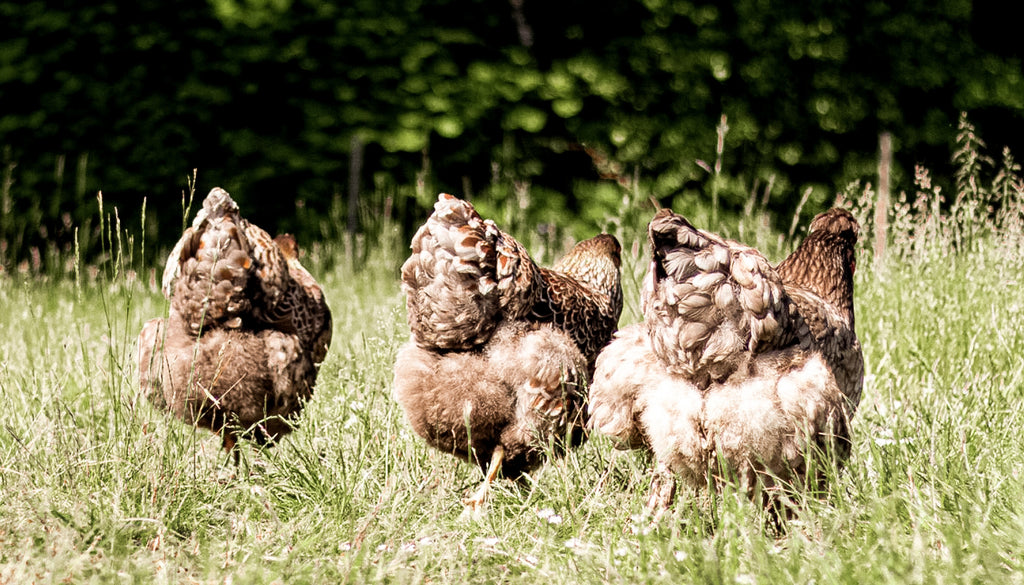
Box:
[874,132,892,262]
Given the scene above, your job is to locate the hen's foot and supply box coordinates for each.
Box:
[644,463,677,520]
[460,445,504,520]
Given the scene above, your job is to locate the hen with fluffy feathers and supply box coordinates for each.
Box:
[138,188,332,455]
[395,193,623,513]
[590,207,863,515]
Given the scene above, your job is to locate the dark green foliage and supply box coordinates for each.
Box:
[1,0,1022,270]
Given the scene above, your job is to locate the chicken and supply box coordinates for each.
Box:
[394,193,623,512]
[138,187,332,456]
[589,207,862,517]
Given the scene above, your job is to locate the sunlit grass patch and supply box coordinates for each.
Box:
[3,117,1024,582]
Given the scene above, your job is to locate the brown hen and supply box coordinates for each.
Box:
[589,208,862,517]
[394,193,623,513]
[138,188,332,456]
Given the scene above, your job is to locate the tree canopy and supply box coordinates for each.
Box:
[1,0,1021,266]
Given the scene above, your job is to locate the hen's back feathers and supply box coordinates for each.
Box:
[777,208,859,324]
[538,234,622,369]
[401,193,622,367]
[642,208,801,388]
[159,189,332,360]
[161,188,259,333]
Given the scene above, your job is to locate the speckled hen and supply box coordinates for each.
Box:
[394,193,623,513]
[138,188,332,456]
[589,207,863,516]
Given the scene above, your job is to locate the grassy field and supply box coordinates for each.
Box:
[3,147,1024,582]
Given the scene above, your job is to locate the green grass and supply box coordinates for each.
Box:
[3,216,1024,584]
[4,118,1024,581]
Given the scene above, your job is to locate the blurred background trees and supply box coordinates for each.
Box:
[1,0,1021,268]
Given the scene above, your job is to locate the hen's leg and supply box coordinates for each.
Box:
[644,462,677,519]
[222,431,240,466]
[462,445,504,516]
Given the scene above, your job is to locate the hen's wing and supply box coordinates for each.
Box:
[271,234,334,366]
[161,188,294,336]
[401,193,544,350]
[642,208,806,388]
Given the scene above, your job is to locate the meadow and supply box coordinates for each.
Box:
[3,126,1024,583]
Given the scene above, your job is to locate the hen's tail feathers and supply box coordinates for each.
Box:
[161,187,243,299]
[162,188,258,334]
[643,208,799,386]
[551,233,623,299]
[401,193,543,350]
[160,188,316,342]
